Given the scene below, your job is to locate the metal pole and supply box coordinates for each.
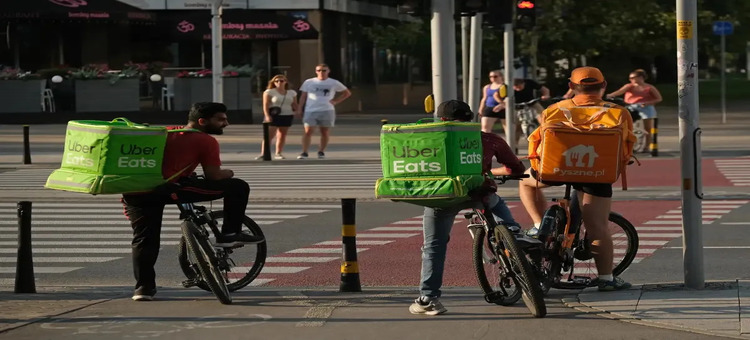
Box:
[468,13,483,116]
[430,0,458,118]
[503,23,516,152]
[461,16,470,102]
[211,0,224,103]
[746,41,750,81]
[720,34,726,123]
[22,125,31,165]
[261,122,271,161]
[676,0,704,289]
[15,201,35,294]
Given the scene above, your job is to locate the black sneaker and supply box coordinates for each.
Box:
[317,151,325,159]
[132,287,156,301]
[215,231,264,247]
[297,152,309,159]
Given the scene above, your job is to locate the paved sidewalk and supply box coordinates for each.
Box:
[0,283,747,338]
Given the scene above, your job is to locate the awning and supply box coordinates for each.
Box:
[0,0,156,23]
[159,10,318,41]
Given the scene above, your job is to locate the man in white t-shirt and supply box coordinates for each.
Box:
[296,63,351,159]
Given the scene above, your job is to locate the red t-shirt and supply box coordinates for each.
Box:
[162,126,221,181]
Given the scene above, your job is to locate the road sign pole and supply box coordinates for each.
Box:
[461,16,470,102]
[211,0,224,103]
[721,34,726,124]
[430,0,458,117]
[677,0,704,290]
[468,13,483,118]
[504,23,516,153]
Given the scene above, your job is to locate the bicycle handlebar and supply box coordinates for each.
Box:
[494,174,530,185]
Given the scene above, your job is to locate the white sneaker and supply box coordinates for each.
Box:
[409,297,447,315]
[526,227,540,238]
[273,154,285,160]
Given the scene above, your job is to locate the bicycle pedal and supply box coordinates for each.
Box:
[181,279,200,288]
[571,276,592,286]
[484,291,506,304]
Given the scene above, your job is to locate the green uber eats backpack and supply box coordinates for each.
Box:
[375,119,487,208]
[45,118,193,195]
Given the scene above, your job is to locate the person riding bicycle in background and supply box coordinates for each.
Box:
[517,67,634,292]
[410,99,528,316]
[477,70,508,134]
[606,69,662,153]
[121,102,262,302]
[512,78,551,123]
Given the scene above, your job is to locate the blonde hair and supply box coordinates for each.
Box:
[267,74,289,90]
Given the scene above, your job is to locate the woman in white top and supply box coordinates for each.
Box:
[257,74,299,160]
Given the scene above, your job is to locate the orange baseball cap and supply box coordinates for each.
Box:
[569,66,605,85]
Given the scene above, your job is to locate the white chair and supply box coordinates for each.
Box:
[161,77,175,111]
[41,88,55,112]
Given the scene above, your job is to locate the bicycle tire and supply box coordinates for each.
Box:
[178,211,267,292]
[535,205,566,295]
[491,215,547,318]
[181,221,232,304]
[609,212,639,275]
[471,225,522,306]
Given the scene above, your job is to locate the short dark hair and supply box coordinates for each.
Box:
[188,102,227,123]
[572,82,606,94]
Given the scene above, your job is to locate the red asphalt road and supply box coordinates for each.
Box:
[615,158,732,187]
[260,200,681,287]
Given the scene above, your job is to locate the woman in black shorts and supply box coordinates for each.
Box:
[477,70,507,133]
[257,75,299,160]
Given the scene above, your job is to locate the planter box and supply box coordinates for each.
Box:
[173,77,252,111]
[0,80,45,113]
[75,78,140,112]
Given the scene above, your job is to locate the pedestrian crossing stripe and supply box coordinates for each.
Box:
[714,159,750,186]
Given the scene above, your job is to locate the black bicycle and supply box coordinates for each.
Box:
[176,202,267,304]
[467,174,546,318]
[527,184,639,293]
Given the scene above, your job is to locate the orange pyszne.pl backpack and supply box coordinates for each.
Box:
[527,100,636,189]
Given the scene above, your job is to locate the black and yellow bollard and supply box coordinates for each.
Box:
[650,118,658,157]
[339,198,361,292]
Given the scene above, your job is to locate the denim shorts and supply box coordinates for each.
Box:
[638,105,657,119]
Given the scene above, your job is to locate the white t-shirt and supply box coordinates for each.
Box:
[299,77,347,112]
[264,88,296,116]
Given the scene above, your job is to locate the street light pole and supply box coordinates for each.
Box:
[430,0,458,116]
[467,13,483,116]
[211,0,224,103]
[676,0,704,289]
[503,23,516,153]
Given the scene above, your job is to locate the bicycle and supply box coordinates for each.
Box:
[515,98,542,139]
[527,183,639,293]
[176,202,267,304]
[466,174,547,318]
[606,97,648,154]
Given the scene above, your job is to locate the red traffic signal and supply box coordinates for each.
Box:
[517,0,534,9]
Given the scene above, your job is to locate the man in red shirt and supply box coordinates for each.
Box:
[121,102,261,302]
[410,100,529,316]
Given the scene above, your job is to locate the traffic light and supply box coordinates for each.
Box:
[397,0,430,17]
[515,0,536,29]
[456,0,487,17]
[484,0,512,28]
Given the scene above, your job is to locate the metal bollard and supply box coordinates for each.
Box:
[15,201,36,293]
[650,118,658,157]
[261,122,272,161]
[339,198,361,292]
[23,125,31,164]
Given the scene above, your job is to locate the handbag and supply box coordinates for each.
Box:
[268,90,288,116]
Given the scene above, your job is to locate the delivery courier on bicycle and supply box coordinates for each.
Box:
[517,67,637,291]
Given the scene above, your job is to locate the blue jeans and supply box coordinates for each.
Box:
[419,195,518,298]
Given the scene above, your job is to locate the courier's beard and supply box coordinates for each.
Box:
[204,125,224,135]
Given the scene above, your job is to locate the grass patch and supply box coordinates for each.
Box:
[655,78,750,106]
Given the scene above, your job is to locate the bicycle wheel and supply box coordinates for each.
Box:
[566,212,639,283]
[534,205,566,294]
[492,216,547,318]
[180,221,232,304]
[179,211,267,292]
[471,224,522,306]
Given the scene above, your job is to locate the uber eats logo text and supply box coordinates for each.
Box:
[64,141,159,168]
[390,137,481,174]
[118,144,159,168]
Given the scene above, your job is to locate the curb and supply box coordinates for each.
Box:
[561,296,746,339]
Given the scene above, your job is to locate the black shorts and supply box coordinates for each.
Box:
[270,114,293,127]
[482,106,506,119]
[530,169,613,198]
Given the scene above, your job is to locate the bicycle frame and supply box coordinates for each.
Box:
[177,203,221,237]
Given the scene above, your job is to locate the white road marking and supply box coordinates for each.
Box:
[370,227,423,231]
[356,233,419,238]
[314,240,393,246]
[0,257,120,263]
[285,248,368,254]
[0,267,81,273]
[265,257,338,263]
